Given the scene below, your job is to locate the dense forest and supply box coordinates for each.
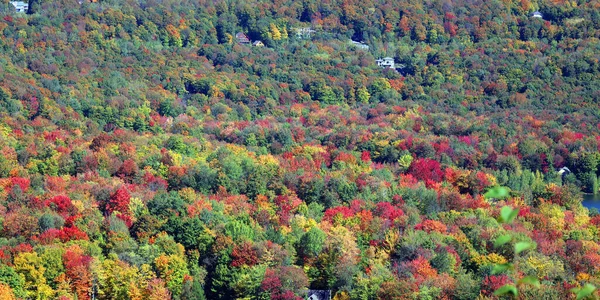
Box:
[1,0,600,299]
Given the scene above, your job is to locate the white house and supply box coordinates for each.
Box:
[10,1,28,13]
[376,57,395,69]
[531,11,543,19]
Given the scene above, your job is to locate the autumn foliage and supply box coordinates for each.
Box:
[0,0,599,299]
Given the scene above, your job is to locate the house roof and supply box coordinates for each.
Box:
[350,40,369,47]
[10,1,28,7]
[235,32,250,43]
[10,1,28,12]
[307,290,331,300]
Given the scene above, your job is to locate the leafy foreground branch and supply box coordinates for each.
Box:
[493,205,597,300]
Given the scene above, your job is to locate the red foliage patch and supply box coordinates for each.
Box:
[361,151,371,162]
[116,213,133,228]
[323,206,354,222]
[37,226,89,244]
[373,202,404,221]
[261,267,305,300]
[45,195,76,217]
[10,177,30,192]
[405,256,437,285]
[274,195,302,225]
[231,242,258,267]
[590,215,600,226]
[349,199,365,212]
[415,220,447,233]
[106,187,131,215]
[45,176,66,193]
[12,243,33,254]
[335,152,357,164]
[433,140,452,156]
[409,158,444,183]
[144,172,168,191]
[63,247,93,300]
[482,275,512,297]
[117,159,138,180]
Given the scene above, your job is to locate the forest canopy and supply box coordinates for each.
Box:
[0,0,600,299]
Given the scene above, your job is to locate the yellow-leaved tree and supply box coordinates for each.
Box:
[13,252,54,299]
[270,24,282,40]
[154,254,189,297]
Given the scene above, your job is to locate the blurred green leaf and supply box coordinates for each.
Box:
[515,241,535,255]
[571,284,597,300]
[499,206,519,224]
[485,186,510,200]
[492,263,512,275]
[518,276,540,287]
[494,234,512,248]
[494,284,518,296]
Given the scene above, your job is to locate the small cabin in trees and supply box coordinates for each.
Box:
[252,40,264,47]
[531,11,543,19]
[235,32,250,44]
[376,57,395,69]
[307,290,331,300]
[10,1,28,13]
